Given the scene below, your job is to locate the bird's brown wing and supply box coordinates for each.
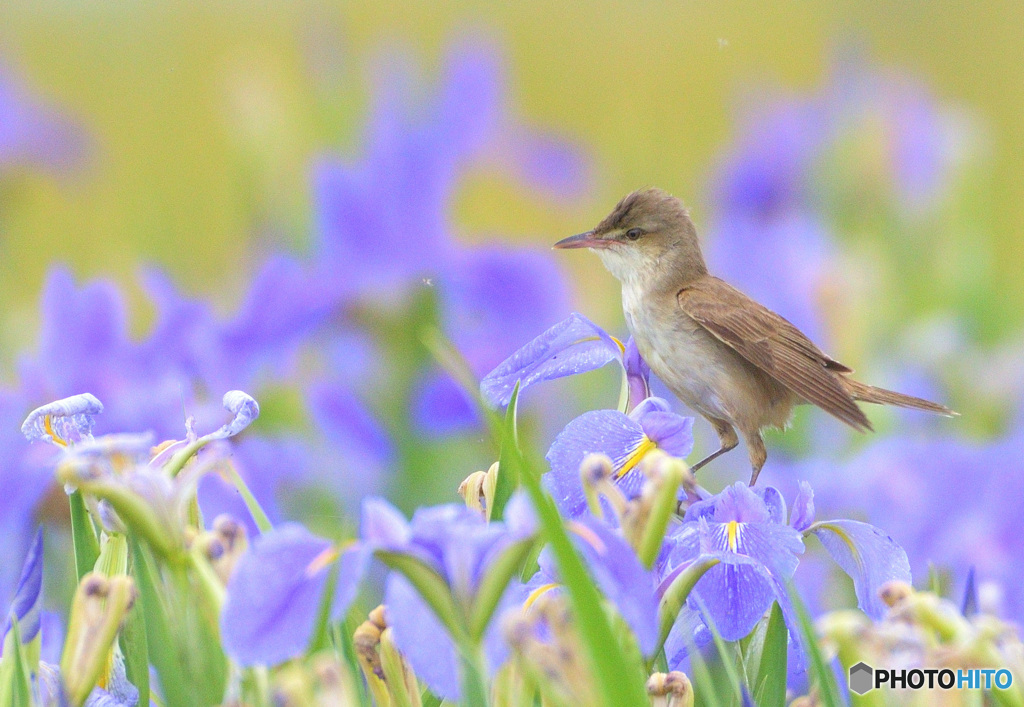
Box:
[677,277,872,432]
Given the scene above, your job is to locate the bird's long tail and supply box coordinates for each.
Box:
[842,378,957,416]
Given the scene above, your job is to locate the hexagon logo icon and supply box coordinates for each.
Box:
[849,662,874,695]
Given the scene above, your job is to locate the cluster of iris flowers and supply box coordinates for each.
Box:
[4,317,1021,705]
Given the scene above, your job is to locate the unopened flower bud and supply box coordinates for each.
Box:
[61,573,137,706]
[580,453,614,485]
[879,580,914,608]
[579,454,625,520]
[379,628,422,707]
[647,671,693,707]
[458,462,499,520]
[213,514,245,552]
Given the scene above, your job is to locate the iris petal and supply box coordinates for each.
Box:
[21,393,103,446]
[2,527,43,647]
[544,409,646,517]
[222,524,340,666]
[809,519,911,620]
[789,481,815,532]
[480,313,621,407]
[202,390,260,441]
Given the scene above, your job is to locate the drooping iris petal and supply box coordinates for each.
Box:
[222,524,352,666]
[809,520,911,620]
[572,518,659,654]
[2,527,43,649]
[21,393,103,447]
[385,573,461,700]
[480,313,622,408]
[692,516,803,641]
[202,391,260,441]
[789,481,815,532]
[546,403,694,517]
[380,499,525,702]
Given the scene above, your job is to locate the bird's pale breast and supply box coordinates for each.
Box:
[621,283,794,431]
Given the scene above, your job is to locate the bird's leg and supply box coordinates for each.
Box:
[744,433,768,486]
[689,418,739,473]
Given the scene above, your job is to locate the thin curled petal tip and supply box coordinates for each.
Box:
[204,390,260,441]
[21,393,104,446]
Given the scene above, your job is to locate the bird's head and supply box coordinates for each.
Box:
[553,188,707,286]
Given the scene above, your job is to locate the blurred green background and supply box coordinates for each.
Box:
[1,0,1022,362]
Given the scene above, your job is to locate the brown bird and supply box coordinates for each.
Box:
[554,187,955,485]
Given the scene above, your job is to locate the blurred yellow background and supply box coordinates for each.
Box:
[2,0,1022,356]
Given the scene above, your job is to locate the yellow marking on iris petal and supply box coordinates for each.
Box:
[726,521,740,553]
[574,335,626,356]
[305,545,341,578]
[43,415,67,447]
[615,436,657,479]
[523,583,559,611]
[567,521,607,555]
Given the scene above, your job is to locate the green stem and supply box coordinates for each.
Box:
[221,462,273,533]
[636,458,685,568]
[458,642,490,707]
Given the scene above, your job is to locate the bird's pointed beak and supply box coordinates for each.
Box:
[552,231,609,250]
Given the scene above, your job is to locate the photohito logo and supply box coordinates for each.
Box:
[848,662,1013,694]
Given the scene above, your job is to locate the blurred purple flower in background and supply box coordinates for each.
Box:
[313,39,584,435]
[0,38,590,609]
[0,62,87,174]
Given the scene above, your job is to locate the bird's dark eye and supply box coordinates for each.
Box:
[625,228,643,241]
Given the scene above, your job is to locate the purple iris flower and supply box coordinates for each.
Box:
[481,312,649,410]
[1,527,43,652]
[661,482,910,646]
[304,380,395,503]
[310,40,585,435]
[545,397,693,518]
[311,41,502,297]
[0,63,87,173]
[362,495,535,701]
[221,523,368,667]
[522,516,659,655]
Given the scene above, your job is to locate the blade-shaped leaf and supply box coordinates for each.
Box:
[375,550,464,643]
[786,582,842,707]
[69,490,99,582]
[692,595,745,704]
[119,561,150,707]
[492,382,522,520]
[131,538,191,707]
[470,538,535,641]
[751,602,787,707]
[0,620,34,707]
[653,556,721,663]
